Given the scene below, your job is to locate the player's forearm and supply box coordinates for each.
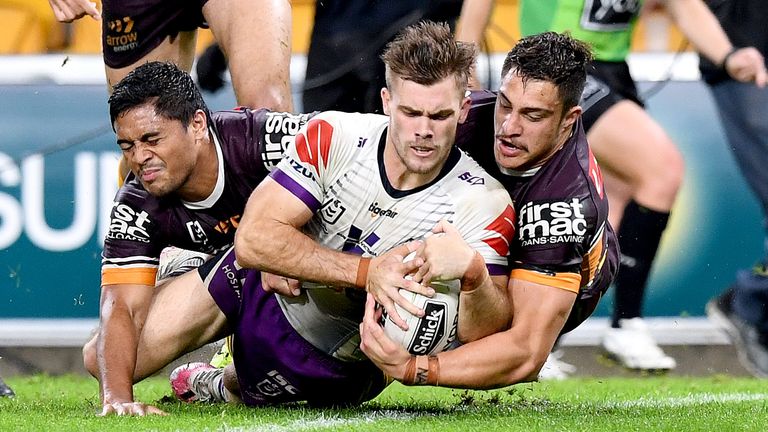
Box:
[235,219,362,288]
[97,307,140,404]
[458,274,509,342]
[664,0,733,65]
[455,0,495,46]
[431,330,541,389]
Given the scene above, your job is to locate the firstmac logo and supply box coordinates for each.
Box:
[518,198,587,247]
[107,203,151,243]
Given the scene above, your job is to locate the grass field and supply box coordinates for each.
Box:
[1,375,767,431]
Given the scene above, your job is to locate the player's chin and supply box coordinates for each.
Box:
[405,158,440,175]
[143,180,174,197]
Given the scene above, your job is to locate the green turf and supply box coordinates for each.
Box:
[1,375,767,431]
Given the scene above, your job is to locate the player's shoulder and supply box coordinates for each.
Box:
[116,175,151,204]
[212,107,311,136]
[446,151,512,208]
[309,111,388,133]
[453,150,507,190]
[297,111,388,156]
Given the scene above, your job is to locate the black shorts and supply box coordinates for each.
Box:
[579,60,644,132]
[102,0,209,68]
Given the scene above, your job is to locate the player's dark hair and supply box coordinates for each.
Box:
[381,20,477,92]
[108,61,209,128]
[501,32,593,111]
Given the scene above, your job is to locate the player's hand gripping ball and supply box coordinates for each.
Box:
[379,252,460,355]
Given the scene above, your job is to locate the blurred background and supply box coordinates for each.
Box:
[0,0,759,375]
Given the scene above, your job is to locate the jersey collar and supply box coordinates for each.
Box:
[182,127,225,209]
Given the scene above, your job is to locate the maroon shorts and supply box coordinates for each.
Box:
[101,0,209,68]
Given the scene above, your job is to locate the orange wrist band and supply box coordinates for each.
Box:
[356,257,371,289]
[427,355,440,386]
[401,356,417,386]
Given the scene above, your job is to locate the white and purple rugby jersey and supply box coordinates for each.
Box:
[269,111,516,360]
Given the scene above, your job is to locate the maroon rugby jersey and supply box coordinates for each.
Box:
[101,109,312,286]
[457,90,619,300]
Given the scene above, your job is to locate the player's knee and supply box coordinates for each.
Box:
[82,339,98,378]
[650,144,684,199]
[635,140,684,205]
[239,90,293,113]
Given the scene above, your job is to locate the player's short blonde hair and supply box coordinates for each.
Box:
[381,21,477,94]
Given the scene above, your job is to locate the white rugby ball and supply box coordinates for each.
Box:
[380,252,460,356]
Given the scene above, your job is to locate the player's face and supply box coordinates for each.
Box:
[382,75,470,187]
[114,103,207,197]
[493,70,580,171]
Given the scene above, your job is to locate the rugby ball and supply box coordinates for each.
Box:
[380,252,460,356]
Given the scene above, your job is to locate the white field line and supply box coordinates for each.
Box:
[603,392,768,409]
[223,410,419,432]
[219,393,767,431]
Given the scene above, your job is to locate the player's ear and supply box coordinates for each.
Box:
[560,105,581,134]
[191,109,208,139]
[458,94,472,123]
[381,87,392,116]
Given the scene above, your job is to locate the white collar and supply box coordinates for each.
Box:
[497,163,540,177]
[182,127,224,210]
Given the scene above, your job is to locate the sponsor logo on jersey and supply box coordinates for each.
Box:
[368,202,398,219]
[262,112,311,169]
[220,262,242,301]
[518,198,587,246]
[409,301,448,355]
[321,199,346,224]
[458,171,485,185]
[105,17,138,53]
[213,215,241,235]
[287,156,317,180]
[107,203,151,243]
[581,0,640,31]
[186,221,210,245]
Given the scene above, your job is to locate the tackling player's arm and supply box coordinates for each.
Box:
[360,276,576,387]
[96,282,166,416]
[412,219,510,341]
[235,177,356,286]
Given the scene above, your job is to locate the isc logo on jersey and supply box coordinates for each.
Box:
[518,198,587,247]
[107,203,151,243]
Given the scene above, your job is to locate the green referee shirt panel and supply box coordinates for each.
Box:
[520,0,643,62]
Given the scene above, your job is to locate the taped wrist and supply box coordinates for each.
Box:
[401,355,440,386]
[356,257,371,289]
